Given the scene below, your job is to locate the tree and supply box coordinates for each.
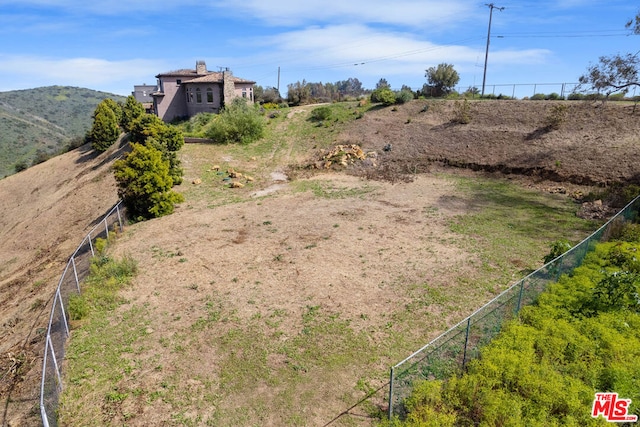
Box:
[87,100,120,151]
[376,78,390,89]
[254,85,282,104]
[626,9,640,34]
[130,113,184,185]
[578,10,640,98]
[425,63,460,97]
[578,53,640,98]
[102,98,123,124]
[335,77,364,97]
[113,143,184,221]
[120,95,145,132]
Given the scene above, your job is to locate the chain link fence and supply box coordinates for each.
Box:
[40,201,125,427]
[388,195,640,419]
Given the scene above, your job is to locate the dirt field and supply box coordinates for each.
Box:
[1,99,639,426]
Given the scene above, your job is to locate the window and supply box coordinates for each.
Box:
[196,88,202,103]
[206,87,213,103]
[176,79,182,85]
[186,88,193,103]
[242,89,247,98]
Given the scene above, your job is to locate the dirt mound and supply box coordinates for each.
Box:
[339,100,640,187]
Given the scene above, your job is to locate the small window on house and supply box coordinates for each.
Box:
[206,87,213,103]
[242,89,247,98]
[196,88,202,103]
[176,79,182,85]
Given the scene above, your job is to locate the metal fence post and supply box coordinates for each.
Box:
[388,366,394,420]
[116,202,124,232]
[88,235,94,257]
[515,279,525,314]
[40,336,50,427]
[49,337,62,393]
[71,256,80,293]
[462,318,472,369]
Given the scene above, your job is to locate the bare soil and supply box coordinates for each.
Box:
[1,100,639,426]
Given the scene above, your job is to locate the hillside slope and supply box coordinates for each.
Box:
[1,100,638,426]
[0,141,125,426]
[0,86,126,178]
[342,99,640,186]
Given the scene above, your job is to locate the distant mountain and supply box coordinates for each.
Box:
[0,86,126,178]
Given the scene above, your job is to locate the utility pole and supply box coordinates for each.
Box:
[481,3,504,97]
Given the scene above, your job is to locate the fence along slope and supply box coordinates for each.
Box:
[40,201,124,427]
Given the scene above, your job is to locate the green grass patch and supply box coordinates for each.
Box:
[291,179,377,199]
[447,176,597,290]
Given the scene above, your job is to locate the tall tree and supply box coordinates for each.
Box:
[87,100,120,151]
[376,78,390,89]
[425,63,460,97]
[120,95,145,132]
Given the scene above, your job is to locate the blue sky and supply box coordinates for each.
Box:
[0,0,637,98]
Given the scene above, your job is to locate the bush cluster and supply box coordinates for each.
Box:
[390,233,640,426]
[370,88,416,106]
[205,98,265,144]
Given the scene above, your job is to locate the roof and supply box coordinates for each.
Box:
[155,69,255,85]
[190,73,255,85]
[155,69,200,78]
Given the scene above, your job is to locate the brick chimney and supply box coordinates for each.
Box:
[196,60,207,75]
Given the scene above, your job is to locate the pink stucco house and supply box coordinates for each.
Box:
[152,60,255,122]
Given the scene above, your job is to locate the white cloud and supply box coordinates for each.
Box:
[211,0,477,28]
[254,24,550,75]
[0,55,165,94]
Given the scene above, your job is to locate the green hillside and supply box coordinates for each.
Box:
[0,86,126,178]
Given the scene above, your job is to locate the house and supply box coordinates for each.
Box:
[150,60,255,122]
[131,84,156,113]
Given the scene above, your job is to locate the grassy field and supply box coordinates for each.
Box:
[58,103,601,426]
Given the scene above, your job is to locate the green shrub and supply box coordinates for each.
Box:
[94,237,108,255]
[120,95,145,132]
[205,98,265,144]
[14,161,28,173]
[310,106,332,121]
[68,294,89,320]
[88,100,120,151]
[545,103,568,130]
[543,239,572,264]
[396,239,640,426]
[620,184,640,204]
[395,90,414,104]
[531,93,546,101]
[452,99,471,124]
[129,113,184,185]
[370,87,396,105]
[113,143,184,221]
